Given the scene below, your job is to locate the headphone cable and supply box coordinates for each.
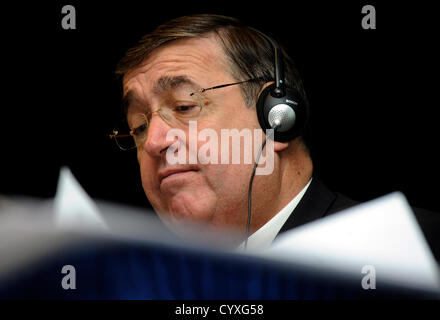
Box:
[245,124,279,249]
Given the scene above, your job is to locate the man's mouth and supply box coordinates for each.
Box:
[158,167,199,184]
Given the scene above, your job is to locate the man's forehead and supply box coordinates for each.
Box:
[147,35,225,65]
[123,35,229,86]
[121,35,232,112]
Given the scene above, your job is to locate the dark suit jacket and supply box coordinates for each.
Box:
[277,178,440,262]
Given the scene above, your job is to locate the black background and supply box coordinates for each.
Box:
[1,1,439,214]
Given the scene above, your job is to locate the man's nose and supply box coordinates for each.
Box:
[141,114,175,157]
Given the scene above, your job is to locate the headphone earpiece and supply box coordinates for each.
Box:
[252,29,308,142]
[256,83,307,142]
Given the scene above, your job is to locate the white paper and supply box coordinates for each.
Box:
[263,192,440,292]
[54,167,108,231]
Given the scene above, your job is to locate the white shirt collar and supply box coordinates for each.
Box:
[238,178,313,251]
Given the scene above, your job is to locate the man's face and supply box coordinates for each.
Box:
[122,36,265,232]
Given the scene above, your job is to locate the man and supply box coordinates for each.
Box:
[113,14,440,258]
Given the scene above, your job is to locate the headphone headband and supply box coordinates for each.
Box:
[249,28,285,97]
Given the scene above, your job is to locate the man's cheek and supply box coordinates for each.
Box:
[136,149,143,164]
[139,167,160,207]
[138,156,158,183]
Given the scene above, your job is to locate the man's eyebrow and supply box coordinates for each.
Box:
[121,75,197,114]
[154,75,197,94]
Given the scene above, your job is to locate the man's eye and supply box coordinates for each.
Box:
[174,105,195,112]
[132,124,148,136]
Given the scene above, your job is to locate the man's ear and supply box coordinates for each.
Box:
[257,81,290,152]
[257,81,274,97]
[274,140,289,152]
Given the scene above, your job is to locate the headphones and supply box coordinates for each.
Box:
[254,30,308,142]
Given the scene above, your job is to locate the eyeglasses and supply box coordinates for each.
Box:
[109,78,261,151]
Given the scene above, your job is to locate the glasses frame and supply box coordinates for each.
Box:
[110,77,263,150]
[189,77,262,96]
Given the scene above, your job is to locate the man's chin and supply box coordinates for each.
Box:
[160,190,215,221]
[156,211,211,241]
[156,211,243,248]
[160,203,211,224]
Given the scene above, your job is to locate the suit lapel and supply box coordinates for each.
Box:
[278,178,336,234]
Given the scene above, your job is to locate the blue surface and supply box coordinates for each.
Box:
[0,238,436,299]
